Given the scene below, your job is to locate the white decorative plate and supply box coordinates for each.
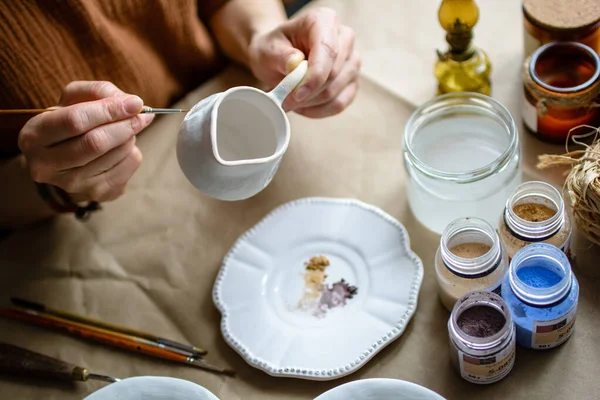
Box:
[83,376,220,400]
[213,197,424,380]
[313,378,446,400]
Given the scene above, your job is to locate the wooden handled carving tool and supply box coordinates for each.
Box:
[0,342,120,383]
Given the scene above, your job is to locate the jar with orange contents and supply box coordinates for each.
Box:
[522,42,600,143]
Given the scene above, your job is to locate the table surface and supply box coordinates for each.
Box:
[1,1,599,399]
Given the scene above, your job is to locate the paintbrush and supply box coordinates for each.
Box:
[0,106,189,115]
[11,297,206,357]
[0,307,235,377]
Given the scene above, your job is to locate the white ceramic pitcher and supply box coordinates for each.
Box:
[176,61,308,201]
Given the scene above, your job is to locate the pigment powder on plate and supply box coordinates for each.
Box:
[457,305,506,338]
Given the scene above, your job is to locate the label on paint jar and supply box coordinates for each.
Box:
[522,93,538,132]
[458,341,516,384]
[531,305,577,349]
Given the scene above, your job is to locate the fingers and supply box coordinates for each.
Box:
[297,52,360,108]
[328,25,355,88]
[20,95,146,147]
[59,81,127,106]
[276,8,359,116]
[51,137,136,193]
[289,8,340,103]
[68,146,143,202]
[44,113,152,170]
[294,81,358,119]
[90,146,143,201]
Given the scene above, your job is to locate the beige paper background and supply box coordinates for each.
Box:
[1,1,599,399]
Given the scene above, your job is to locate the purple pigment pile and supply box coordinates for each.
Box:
[457,305,506,338]
[517,266,561,288]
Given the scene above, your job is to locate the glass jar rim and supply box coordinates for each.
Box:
[449,291,513,352]
[530,42,600,94]
[403,92,519,183]
[508,243,572,307]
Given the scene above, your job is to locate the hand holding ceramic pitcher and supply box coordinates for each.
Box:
[176,60,309,201]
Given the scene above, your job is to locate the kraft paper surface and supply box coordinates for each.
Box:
[1,1,599,399]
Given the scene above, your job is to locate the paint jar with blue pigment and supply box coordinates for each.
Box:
[501,243,579,349]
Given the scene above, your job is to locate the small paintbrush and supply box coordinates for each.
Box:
[0,307,235,377]
[0,106,189,115]
[11,297,206,357]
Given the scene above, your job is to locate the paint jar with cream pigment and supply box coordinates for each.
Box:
[403,93,522,234]
[448,291,516,384]
[498,181,572,260]
[435,217,509,312]
[502,243,579,350]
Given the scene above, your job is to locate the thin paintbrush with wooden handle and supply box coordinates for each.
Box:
[0,106,189,115]
[0,307,235,377]
[11,297,206,357]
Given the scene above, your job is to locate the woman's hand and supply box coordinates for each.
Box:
[18,81,153,203]
[248,7,361,118]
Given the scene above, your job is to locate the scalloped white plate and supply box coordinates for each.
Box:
[314,378,446,400]
[213,198,424,380]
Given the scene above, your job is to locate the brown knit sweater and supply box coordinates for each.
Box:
[0,0,230,156]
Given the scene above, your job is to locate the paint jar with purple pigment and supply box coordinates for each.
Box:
[501,243,579,350]
[436,217,509,312]
[448,290,516,384]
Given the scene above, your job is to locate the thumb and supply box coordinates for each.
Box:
[284,51,306,74]
[263,36,305,75]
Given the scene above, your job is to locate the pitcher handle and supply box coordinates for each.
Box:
[268,60,309,105]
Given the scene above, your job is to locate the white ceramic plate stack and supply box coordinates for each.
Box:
[314,378,446,400]
[83,376,220,400]
[213,198,424,380]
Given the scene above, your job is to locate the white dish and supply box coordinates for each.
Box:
[213,197,424,380]
[314,378,446,400]
[83,376,220,400]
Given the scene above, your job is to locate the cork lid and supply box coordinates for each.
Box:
[524,0,600,30]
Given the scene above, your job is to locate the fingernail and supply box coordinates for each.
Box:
[295,86,311,102]
[124,96,143,114]
[140,113,155,124]
[286,52,305,73]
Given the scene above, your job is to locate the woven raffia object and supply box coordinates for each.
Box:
[537,125,600,246]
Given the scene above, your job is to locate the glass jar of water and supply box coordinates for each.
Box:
[403,93,522,234]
